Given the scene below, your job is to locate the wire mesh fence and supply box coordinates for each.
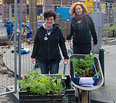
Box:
[0,33,15,94]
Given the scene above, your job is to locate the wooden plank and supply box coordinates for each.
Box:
[81,90,88,103]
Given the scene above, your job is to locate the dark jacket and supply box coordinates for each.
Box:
[67,15,97,45]
[31,24,69,62]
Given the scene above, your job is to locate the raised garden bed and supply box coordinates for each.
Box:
[18,71,75,103]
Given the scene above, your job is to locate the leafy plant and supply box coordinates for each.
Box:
[71,55,100,77]
[103,24,116,37]
[18,70,67,95]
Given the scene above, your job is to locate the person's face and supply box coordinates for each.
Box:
[75,5,83,15]
[45,16,54,28]
[7,20,9,23]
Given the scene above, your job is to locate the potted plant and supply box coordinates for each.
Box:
[71,55,100,86]
[18,70,75,103]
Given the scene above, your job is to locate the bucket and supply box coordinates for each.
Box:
[0,33,8,45]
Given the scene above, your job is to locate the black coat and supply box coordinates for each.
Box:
[31,24,69,62]
[67,15,97,45]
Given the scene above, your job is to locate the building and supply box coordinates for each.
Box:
[1,0,116,23]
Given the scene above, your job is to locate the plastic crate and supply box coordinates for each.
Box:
[65,89,75,103]
[19,91,65,103]
[19,75,75,103]
[74,64,99,86]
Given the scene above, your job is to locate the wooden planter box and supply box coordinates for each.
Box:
[19,75,75,103]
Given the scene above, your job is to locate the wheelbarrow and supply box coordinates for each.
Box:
[70,54,104,103]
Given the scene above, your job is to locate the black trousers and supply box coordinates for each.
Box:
[73,44,91,54]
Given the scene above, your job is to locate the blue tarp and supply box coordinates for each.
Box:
[56,7,72,22]
[11,48,30,55]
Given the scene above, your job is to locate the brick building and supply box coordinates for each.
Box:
[1,0,74,23]
[0,0,116,23]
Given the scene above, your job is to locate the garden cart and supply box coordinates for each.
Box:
[70,54,104,103]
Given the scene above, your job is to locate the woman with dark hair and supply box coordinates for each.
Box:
[67,2,97,54]
[31,9,69,74]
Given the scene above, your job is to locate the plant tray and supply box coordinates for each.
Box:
[19,91,65,103]
[74,64,99,86]
[19,75,75,103]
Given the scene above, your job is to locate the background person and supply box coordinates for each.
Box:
[22,23,33,41]
[67,2,97,54]
[4,18,14,40]
[31,9,69,74]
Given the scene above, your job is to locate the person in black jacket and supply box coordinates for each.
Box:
[31,9,69,74]
[67,2,97,54]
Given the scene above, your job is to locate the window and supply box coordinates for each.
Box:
[37,5,42,15]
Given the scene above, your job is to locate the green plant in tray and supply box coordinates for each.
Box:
[71,55,100,77]
[18,70,67,95]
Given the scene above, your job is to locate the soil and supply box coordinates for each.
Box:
[0,44,15,103]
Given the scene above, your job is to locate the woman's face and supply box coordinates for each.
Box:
[75,5,83,15]
[45,16,54,28]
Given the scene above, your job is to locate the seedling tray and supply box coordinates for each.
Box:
[19,75,75,103]
[74,64,99,86]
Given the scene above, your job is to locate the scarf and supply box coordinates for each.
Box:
[74,13,88,21]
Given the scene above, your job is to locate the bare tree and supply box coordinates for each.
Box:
[29,0,37,40]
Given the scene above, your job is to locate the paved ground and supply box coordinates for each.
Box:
[0,95,14,103]
[91,45,116,102]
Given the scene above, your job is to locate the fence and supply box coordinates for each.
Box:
[0,22,15,95]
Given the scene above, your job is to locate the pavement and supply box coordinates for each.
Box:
[91,45,116,103]
[1,41,116,103]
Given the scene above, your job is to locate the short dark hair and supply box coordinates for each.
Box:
[43,9,56,20]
